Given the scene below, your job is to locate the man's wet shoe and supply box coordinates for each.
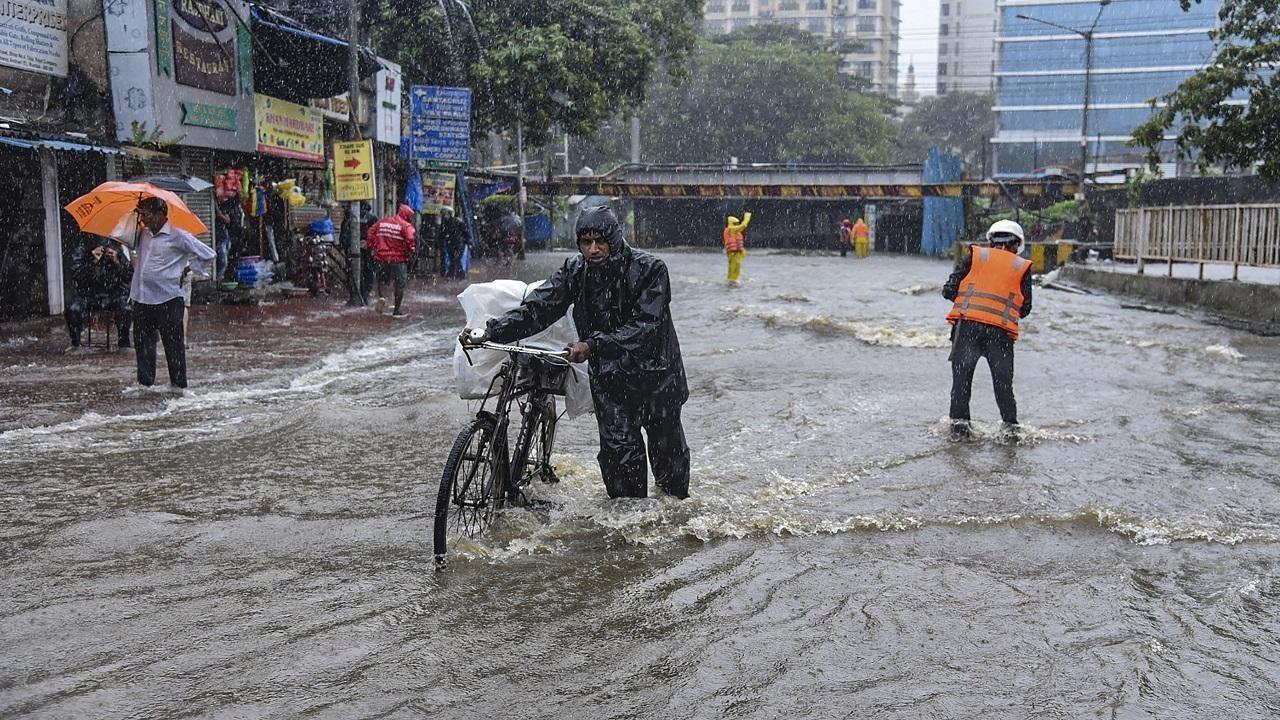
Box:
[949,420,972,442]
[1000,423,1022,444]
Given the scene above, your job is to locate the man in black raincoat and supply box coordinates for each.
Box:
[462,206,690,499]
[65,235,132,350]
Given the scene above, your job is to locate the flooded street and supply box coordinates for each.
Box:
[2,251,1278,718]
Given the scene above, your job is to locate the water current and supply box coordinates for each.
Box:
[2,251,1278,718]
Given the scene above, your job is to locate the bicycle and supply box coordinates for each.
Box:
[433,339,572,566]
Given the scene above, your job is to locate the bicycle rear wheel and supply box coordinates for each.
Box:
[433,414,504,564]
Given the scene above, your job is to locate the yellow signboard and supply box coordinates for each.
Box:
[255,94,324,163]
[333,140,376,202]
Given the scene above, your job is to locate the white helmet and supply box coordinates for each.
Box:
[985,219,1025,245]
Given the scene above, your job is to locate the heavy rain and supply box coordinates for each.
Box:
[3,0,1280,717]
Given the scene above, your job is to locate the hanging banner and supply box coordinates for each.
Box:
[334,140,377,202]
[255,94,324,162]
[0,0,68,76]
[375,60,402,146]
[154,0,173,76]
[422,172,456,215]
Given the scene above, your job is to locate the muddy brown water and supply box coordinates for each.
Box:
[2,251,1277,718]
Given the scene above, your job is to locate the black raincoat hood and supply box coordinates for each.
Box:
[576,205,629,260]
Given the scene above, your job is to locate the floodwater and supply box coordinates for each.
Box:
[2,251,1278,718]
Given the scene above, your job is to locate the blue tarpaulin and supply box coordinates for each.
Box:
[921,147,965,257]
[404,164,423,213]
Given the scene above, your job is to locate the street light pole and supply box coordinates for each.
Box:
[1016,0,1109,196]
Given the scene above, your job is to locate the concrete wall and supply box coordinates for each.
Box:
[1061,266,1280,336]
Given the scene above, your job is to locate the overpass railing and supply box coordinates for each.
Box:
[1114,204,1280,277]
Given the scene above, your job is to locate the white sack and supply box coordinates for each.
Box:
[453,280,594,419]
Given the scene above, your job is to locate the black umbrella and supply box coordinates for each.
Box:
[497,212,523,234]
[125,175,214,194]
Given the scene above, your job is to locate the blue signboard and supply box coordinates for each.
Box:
[409,85,472,167]
[410,86,472,119]
[410,115,471,166]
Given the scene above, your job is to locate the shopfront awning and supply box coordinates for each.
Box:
[250,6,382,105]
[0,136,124,154]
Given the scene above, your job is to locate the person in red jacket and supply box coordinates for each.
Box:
[364,204,417,316]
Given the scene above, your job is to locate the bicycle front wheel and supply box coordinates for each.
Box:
[434,414,504,564]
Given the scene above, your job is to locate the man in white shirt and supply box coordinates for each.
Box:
[130,197,216,389]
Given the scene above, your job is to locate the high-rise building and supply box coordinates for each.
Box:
[935,0,998,95]
[991,0,1226,178]
[702,0,902,97]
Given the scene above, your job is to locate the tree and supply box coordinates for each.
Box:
[373,0,701,146]
[1132,0,1280,179]
[893,92,994,170]
[628,26,896,165]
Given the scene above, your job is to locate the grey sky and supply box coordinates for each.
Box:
[898,0,941,96]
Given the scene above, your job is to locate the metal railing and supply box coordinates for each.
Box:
[1114,204,1280,278]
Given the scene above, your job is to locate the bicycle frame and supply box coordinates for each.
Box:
[462,341,569,502]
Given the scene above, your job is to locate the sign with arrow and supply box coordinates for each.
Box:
[409,85,472,168]
[334,140,376,201]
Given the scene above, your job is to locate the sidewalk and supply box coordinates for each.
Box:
[0,274,484,433]
[1062,262,1280,336]
[1086,259,1280,284]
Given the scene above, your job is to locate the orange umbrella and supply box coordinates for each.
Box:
[63,181,209,246]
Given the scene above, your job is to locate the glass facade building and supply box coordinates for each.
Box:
[992,0,1225,178]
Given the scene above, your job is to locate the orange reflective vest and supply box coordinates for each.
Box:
[853,220,869,241]
[723,226,744,253]
[946,246,1032,339]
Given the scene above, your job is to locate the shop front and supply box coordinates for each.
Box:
[1,0,121,319]
[106,0,258,257]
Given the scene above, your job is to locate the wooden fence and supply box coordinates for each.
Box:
[1114,204,1280,277]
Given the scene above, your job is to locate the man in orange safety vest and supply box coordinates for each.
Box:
[943,219,1033,441]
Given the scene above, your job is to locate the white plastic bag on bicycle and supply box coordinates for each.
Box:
[453,279,594,418]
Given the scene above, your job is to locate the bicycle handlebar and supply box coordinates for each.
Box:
[460,339,571,364]
[475,341,570,358]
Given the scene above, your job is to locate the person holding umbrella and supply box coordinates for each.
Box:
[129,197,215,390]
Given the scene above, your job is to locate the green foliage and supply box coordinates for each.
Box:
[128,121,184,149]
[373,0,701,147]
[893,92,994,169]
[1132,0,1280,179]
[1124,167,1159,209]
[629,27,896,164]
[708,22,868,59]
[983,199,1081,225]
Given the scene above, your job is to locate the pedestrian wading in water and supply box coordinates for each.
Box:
[943,219,1033,441]
[130,196,216,391]
[461,205,691,499]
[723,211,751,284]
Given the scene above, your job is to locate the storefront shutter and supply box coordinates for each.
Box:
[181,148,215,245]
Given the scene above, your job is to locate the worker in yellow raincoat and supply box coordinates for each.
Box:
[853,217,870,258]
[723,212,752,284]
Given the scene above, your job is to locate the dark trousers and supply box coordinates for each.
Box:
[949,320,1018,424]
[133,298,187,387]
[66,294,130,346]
[592,388,690,499]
